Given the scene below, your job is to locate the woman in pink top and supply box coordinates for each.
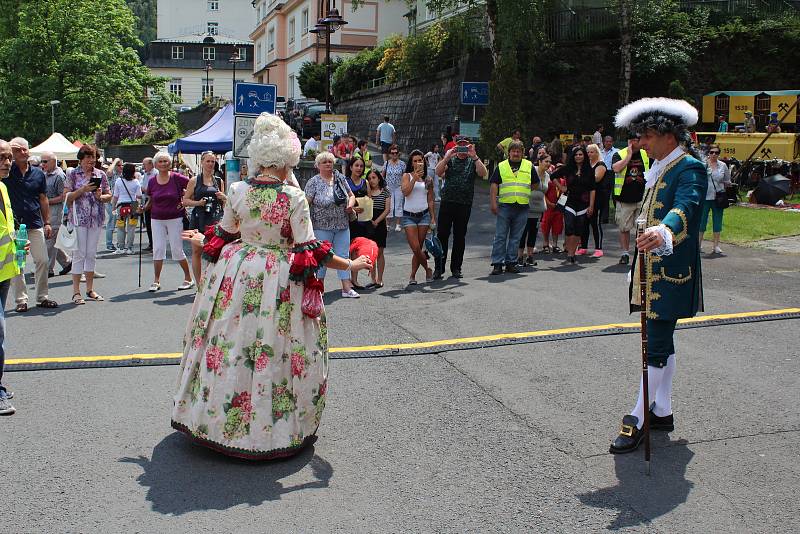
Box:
[143,152,193,292]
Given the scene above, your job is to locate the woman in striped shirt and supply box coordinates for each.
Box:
[366,168,390,288]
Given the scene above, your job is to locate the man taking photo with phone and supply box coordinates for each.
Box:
[433,135,487,280]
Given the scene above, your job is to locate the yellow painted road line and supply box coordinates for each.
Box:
[7,307,799,366]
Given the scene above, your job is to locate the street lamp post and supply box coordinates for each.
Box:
[49,100,60,134]
[228,51,245,101]
[309,1,347,113]
[204,60,213,101]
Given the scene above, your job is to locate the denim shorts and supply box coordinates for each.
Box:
[402,209,431,228]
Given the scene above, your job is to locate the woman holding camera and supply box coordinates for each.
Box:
[182,151,227,284]
[64,144,112,305]
[304,151,360,298]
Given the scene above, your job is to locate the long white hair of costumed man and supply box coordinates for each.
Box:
[614,97,701,159]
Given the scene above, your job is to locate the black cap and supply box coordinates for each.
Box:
[455,135,470,144]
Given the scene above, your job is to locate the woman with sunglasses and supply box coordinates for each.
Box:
[699,144,731,254]
[382,144,406,232]
[182,151,227,284]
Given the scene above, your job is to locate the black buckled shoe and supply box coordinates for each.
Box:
[649,411,674,431]
[609,414,645,454]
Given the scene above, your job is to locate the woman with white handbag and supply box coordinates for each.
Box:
[63,144,111,305]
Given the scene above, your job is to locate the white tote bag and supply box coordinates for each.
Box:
[55,205,79,252]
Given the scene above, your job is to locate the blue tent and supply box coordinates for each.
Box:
[169,104,233,154]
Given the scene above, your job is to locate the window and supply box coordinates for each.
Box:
[169,78,182,101]
[171,46,184,59]
[288,74,295,99]
[203,46,216,61]
[288,18,295,45]
[208,22,219,35]
[202,79,215,100]
[301,9,309,34]
[236,47,247,61]
[268,28,275,52]
[256,43,262,66]
[208,0,219,11]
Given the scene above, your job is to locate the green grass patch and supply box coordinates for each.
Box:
[715,206,800,245]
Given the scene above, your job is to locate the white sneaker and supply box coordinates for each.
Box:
[126,248,134,255]
[394,224,402,232]
[713,245,723,254]
[341,289,360,298]
[113,248,126,255]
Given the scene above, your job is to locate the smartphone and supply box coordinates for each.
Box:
[89,177,102,188]
[455,146,469,153]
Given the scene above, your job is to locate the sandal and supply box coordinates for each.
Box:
[72,293,85,305]
[542,245,551,254]
[148,282,160,292]
[177,280,195,291]
[15,303,28,313]
[36,299,58,309]
[552,246,562,254]
[85,291,104,302]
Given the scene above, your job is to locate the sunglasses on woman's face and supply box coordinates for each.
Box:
[390,151,398,155]
[709,150,720,155]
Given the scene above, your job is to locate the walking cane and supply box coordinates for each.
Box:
[137,209,143,288]
[636,218,651,475]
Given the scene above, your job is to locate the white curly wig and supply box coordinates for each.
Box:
[246,112,301,170]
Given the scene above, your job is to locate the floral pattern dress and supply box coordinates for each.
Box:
[172,179,332,460]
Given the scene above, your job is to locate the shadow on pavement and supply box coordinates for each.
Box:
[120,433,332,515]
[577,437,694,530]
[602,264,631,274]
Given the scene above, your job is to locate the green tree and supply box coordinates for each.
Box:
[298,58,343,102]
[125,0,158,60]
[0,0,175,143]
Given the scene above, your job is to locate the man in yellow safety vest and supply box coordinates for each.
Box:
[489,140,538,275]
[611,133,650,265]
[0,139,28,416]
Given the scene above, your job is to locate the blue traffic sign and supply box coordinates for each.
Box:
[461,82,489,106]
[235,82,277,115]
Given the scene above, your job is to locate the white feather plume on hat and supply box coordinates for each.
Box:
[614,97,698,129]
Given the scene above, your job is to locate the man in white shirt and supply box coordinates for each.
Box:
[303,133,321,157]
[375,116,396,158]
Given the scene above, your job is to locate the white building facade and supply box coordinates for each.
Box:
[250,0,409,100]
[147,0,256,106]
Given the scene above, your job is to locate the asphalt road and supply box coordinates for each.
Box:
[2,181,799,533]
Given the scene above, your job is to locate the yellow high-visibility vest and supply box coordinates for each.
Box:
[498,159,532,205]
[0,182,20,283]
[614,148,650,196]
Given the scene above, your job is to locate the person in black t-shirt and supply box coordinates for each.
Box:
[550,146,595,264]
[611,135,648,264]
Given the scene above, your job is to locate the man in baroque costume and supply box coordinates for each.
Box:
[609,98,707,454]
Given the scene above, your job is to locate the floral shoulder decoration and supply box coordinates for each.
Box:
[245,182,292,228]
[202,224,241,263]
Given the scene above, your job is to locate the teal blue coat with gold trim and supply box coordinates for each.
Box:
[629,154,708,320]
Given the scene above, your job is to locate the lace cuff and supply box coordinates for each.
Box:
[649,224,673,257]
[202,225,242,263]
[289,240,333,283]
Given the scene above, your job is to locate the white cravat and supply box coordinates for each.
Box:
[644,146,685,189]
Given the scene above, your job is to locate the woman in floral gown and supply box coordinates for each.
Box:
[172,113,371,460]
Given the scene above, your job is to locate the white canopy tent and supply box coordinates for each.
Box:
[29,132,79,161]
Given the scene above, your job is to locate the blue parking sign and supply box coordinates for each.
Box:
[235,83,277,115]
[461,82,489,106]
